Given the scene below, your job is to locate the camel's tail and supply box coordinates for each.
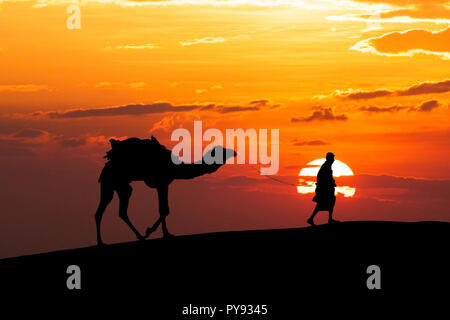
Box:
[98,167,105,183]
[98,163,111,183]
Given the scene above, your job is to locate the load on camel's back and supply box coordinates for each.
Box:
[94,135,237,246]
[106,136,170,163]
[99,136,171,182]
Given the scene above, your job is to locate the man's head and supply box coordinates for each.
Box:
[326,152,335,164]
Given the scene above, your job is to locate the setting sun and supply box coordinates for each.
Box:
[297,159,356,197]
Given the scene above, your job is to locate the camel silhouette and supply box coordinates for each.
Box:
[94,136,237,245]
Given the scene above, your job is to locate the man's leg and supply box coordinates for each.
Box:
[307,205,319,226]
[328,207,339,224]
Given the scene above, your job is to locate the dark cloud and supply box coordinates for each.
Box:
[343,90,392,100]
[359,100,441,113]
[31,100,280,119]
[359,105,409,113]
[417,100,440,112]
[398,79,450,96]
[214,100,280,113]
[292,140,330,146]
[249,99,269,106]
[336,79,450,100]
[291,107,348,122]
[46,103,204,119]
[215,105,260,113]
[59,137,87,148]
[200,105,215,111]
[13,128,48,139]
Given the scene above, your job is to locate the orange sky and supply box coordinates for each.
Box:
[0,0,449,257]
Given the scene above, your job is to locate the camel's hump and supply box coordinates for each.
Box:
[104,136,170,162]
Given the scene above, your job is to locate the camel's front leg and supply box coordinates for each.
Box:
[145,217,162,238]
[145,184,174,239]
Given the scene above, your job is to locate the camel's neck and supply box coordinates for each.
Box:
[172,162,222,180]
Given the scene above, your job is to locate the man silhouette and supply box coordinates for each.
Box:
[307,152,340,226]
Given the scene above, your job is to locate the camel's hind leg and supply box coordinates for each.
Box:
[95,182,114,245]
[158,184,173,238]
[116,183,144,241]
[145,184,174,239]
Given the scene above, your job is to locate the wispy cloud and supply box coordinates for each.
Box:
[128,82,147,88]
[212,100,280,113]
[327,13,450,25]
[96,81,148,88]
[358,100,442,113]
[195,84,224,94]
[28,0,370,10]
[359,105,409,113]
[331,79,450,100]
[339,89,392,100]
[12,128,48,139]
[58,137,87,148]
[105,43,158,49]
[214,105,259,113]
[397,80,450,96]
[27,100,280,119]
[328,1,450,24]
[181,37,226,46]
[44,103,203,118]
[0,128,52,157]
[0,84,50,92]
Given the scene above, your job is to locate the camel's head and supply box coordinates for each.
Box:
[203,146,237,166]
